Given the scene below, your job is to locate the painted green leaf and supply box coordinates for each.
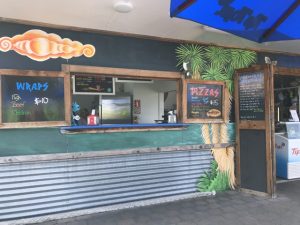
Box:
[201,65,225,81]
[205,46,230,68]
[175,44,257,95]
[229,49,257,69]
[197,160,230,192]
[176,44,206,78]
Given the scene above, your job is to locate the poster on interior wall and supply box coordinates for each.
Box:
[73,74,115,95]
[133,99,141,114]
[183,80,225,123]
[0,29,95,61]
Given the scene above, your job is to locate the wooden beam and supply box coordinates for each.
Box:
[0,145,211,164]
[234,70,241,188]
[64,73,71,126]
[268,65,277,198]
[62,64,182,80]
[260,0,300,42]
[275,66,300,76]
[0,76,2,125]
[0,121,69,129]
[0,69,66,77]
[170,0,197,17]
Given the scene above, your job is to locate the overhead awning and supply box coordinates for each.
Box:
[170,0,300,43]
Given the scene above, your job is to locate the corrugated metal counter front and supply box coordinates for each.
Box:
[0,124,236,223]
[0,146,213,222]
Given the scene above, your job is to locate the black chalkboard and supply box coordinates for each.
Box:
[1,75,65,123]
[240,130,267,192]
[187,83,223,119]
[239,72,265,120]
[73,74,115,95]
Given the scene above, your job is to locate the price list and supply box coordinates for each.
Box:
[73,74,114,95]
[239,72,265,120]
[187,83,223,119]
[1,75,65,123]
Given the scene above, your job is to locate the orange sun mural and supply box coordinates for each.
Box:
[0,29,96,61]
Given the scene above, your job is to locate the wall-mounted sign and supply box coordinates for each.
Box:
[238,72,265,120]
[2,76,64,123]
[0,29,95,61]
[0,70,70,128]
[183,80,225,123]
[72,74,115,95]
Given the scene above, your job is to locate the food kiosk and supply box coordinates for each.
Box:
[2,19,300,223]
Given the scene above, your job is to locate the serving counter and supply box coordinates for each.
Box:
[60,123,189,134]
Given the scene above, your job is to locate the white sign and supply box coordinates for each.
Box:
[290,109,299,122]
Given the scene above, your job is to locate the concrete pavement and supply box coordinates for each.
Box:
[32,180,300,225]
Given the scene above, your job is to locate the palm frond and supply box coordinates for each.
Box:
[223,67,235,94]
[205,46,230,68]
[197,160,229,192]
[176,44,206,77]
[225,80,234,94]
[175,44,257,94]
[229,49,257,69]
[223,66,235,80]
[201,65,225,81]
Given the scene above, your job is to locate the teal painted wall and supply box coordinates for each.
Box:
[0,123,235,157]
[0,22,237,158]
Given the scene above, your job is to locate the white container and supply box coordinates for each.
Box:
[168,114,177,123]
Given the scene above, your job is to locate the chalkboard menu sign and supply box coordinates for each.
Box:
[186,81,223,120]
[73,74,115,95]
[239,72,265,120]
[1,75,65,123]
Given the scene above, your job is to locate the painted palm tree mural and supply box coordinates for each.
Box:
[176,44,257,191]
[176,45,257,94]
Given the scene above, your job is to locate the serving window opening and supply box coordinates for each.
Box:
[71,74,178,126]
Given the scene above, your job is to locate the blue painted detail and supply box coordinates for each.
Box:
[277,155,288,178]
[16,82,48,92]
[72,102,81,126]
[61,123,189,131]
[72,102,80,113]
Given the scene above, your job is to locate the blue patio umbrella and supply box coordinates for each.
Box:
[170,0,300,43]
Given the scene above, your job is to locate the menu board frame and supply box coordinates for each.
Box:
[182,79,225,123]
[0,69,71,128]
[72,74,115,95]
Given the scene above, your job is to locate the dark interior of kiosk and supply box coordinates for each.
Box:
[72,77,177,126]
[274,74,300,182]
[275,75,300,133]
